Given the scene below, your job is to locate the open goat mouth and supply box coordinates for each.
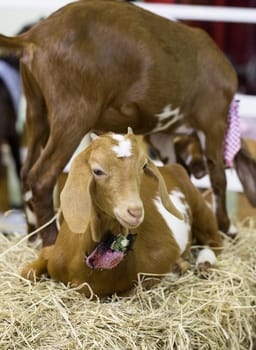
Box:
[85,231,134,270]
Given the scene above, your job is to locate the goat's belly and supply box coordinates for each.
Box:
[97,104,142,133]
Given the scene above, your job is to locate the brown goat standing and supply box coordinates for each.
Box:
[0,0,255,245]
[21,131,223,298]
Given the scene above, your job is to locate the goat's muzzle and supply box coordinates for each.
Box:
[114,203,144,229]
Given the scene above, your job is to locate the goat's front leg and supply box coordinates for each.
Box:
[26,130,87,246]
[173,257,190,275]
[21,246,53,281]
[192,212,223,274]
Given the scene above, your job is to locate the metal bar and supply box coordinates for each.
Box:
[136,2,256,24]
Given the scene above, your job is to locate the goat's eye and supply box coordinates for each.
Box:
[143,162,148,170]
[93,169,105,176]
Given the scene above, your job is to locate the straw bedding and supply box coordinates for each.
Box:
[0,217,255,350]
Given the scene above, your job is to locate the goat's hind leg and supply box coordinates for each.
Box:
[202,97,237,236]
[203,124,231,234]
[191,194,223,273]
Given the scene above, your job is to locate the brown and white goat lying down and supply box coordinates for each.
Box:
[21,131,222,298]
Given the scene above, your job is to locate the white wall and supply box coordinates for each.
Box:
[0,0,74,35]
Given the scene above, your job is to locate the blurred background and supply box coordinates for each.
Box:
[143,0,256,95]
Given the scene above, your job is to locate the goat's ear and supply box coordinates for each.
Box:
[146,157,183,220]
[60,153,92,234]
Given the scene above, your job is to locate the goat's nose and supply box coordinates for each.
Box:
[127,207,143,219]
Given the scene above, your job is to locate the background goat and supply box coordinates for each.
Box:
[148,132,208,179]
[0,0,255,245]
[21,131,223,298]
[0,54,21,183]
[0,22,39,208]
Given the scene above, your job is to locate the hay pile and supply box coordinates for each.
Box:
[0,219,255,349]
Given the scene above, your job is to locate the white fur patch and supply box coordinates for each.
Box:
[24,190,33,202]
[155,104,178,120]
[228,224,237,236]
[196,247,217,267]
[153,104,183,133]
[25,206,37,226]
[112,134,132,158]
[154,190,190,253]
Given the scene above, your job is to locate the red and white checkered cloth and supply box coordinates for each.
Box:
[224,99,241,168]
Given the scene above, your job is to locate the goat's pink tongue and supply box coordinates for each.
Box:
[86,245,124,270]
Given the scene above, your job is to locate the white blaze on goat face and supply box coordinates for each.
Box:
[111,134,132,158]
[154,189,190,253]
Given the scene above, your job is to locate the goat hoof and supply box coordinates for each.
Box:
[196,261,212,279]
[173,258,190,275]
[21,264,38,282]
[225,224,237,239]
[197,261,211,271]
[220,224,237,239]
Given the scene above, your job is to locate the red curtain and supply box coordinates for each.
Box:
[175,0,256,94]
[144,1,174,2]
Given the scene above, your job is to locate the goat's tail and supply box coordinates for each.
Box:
[234,139,256,207]
[0,34,27,51]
